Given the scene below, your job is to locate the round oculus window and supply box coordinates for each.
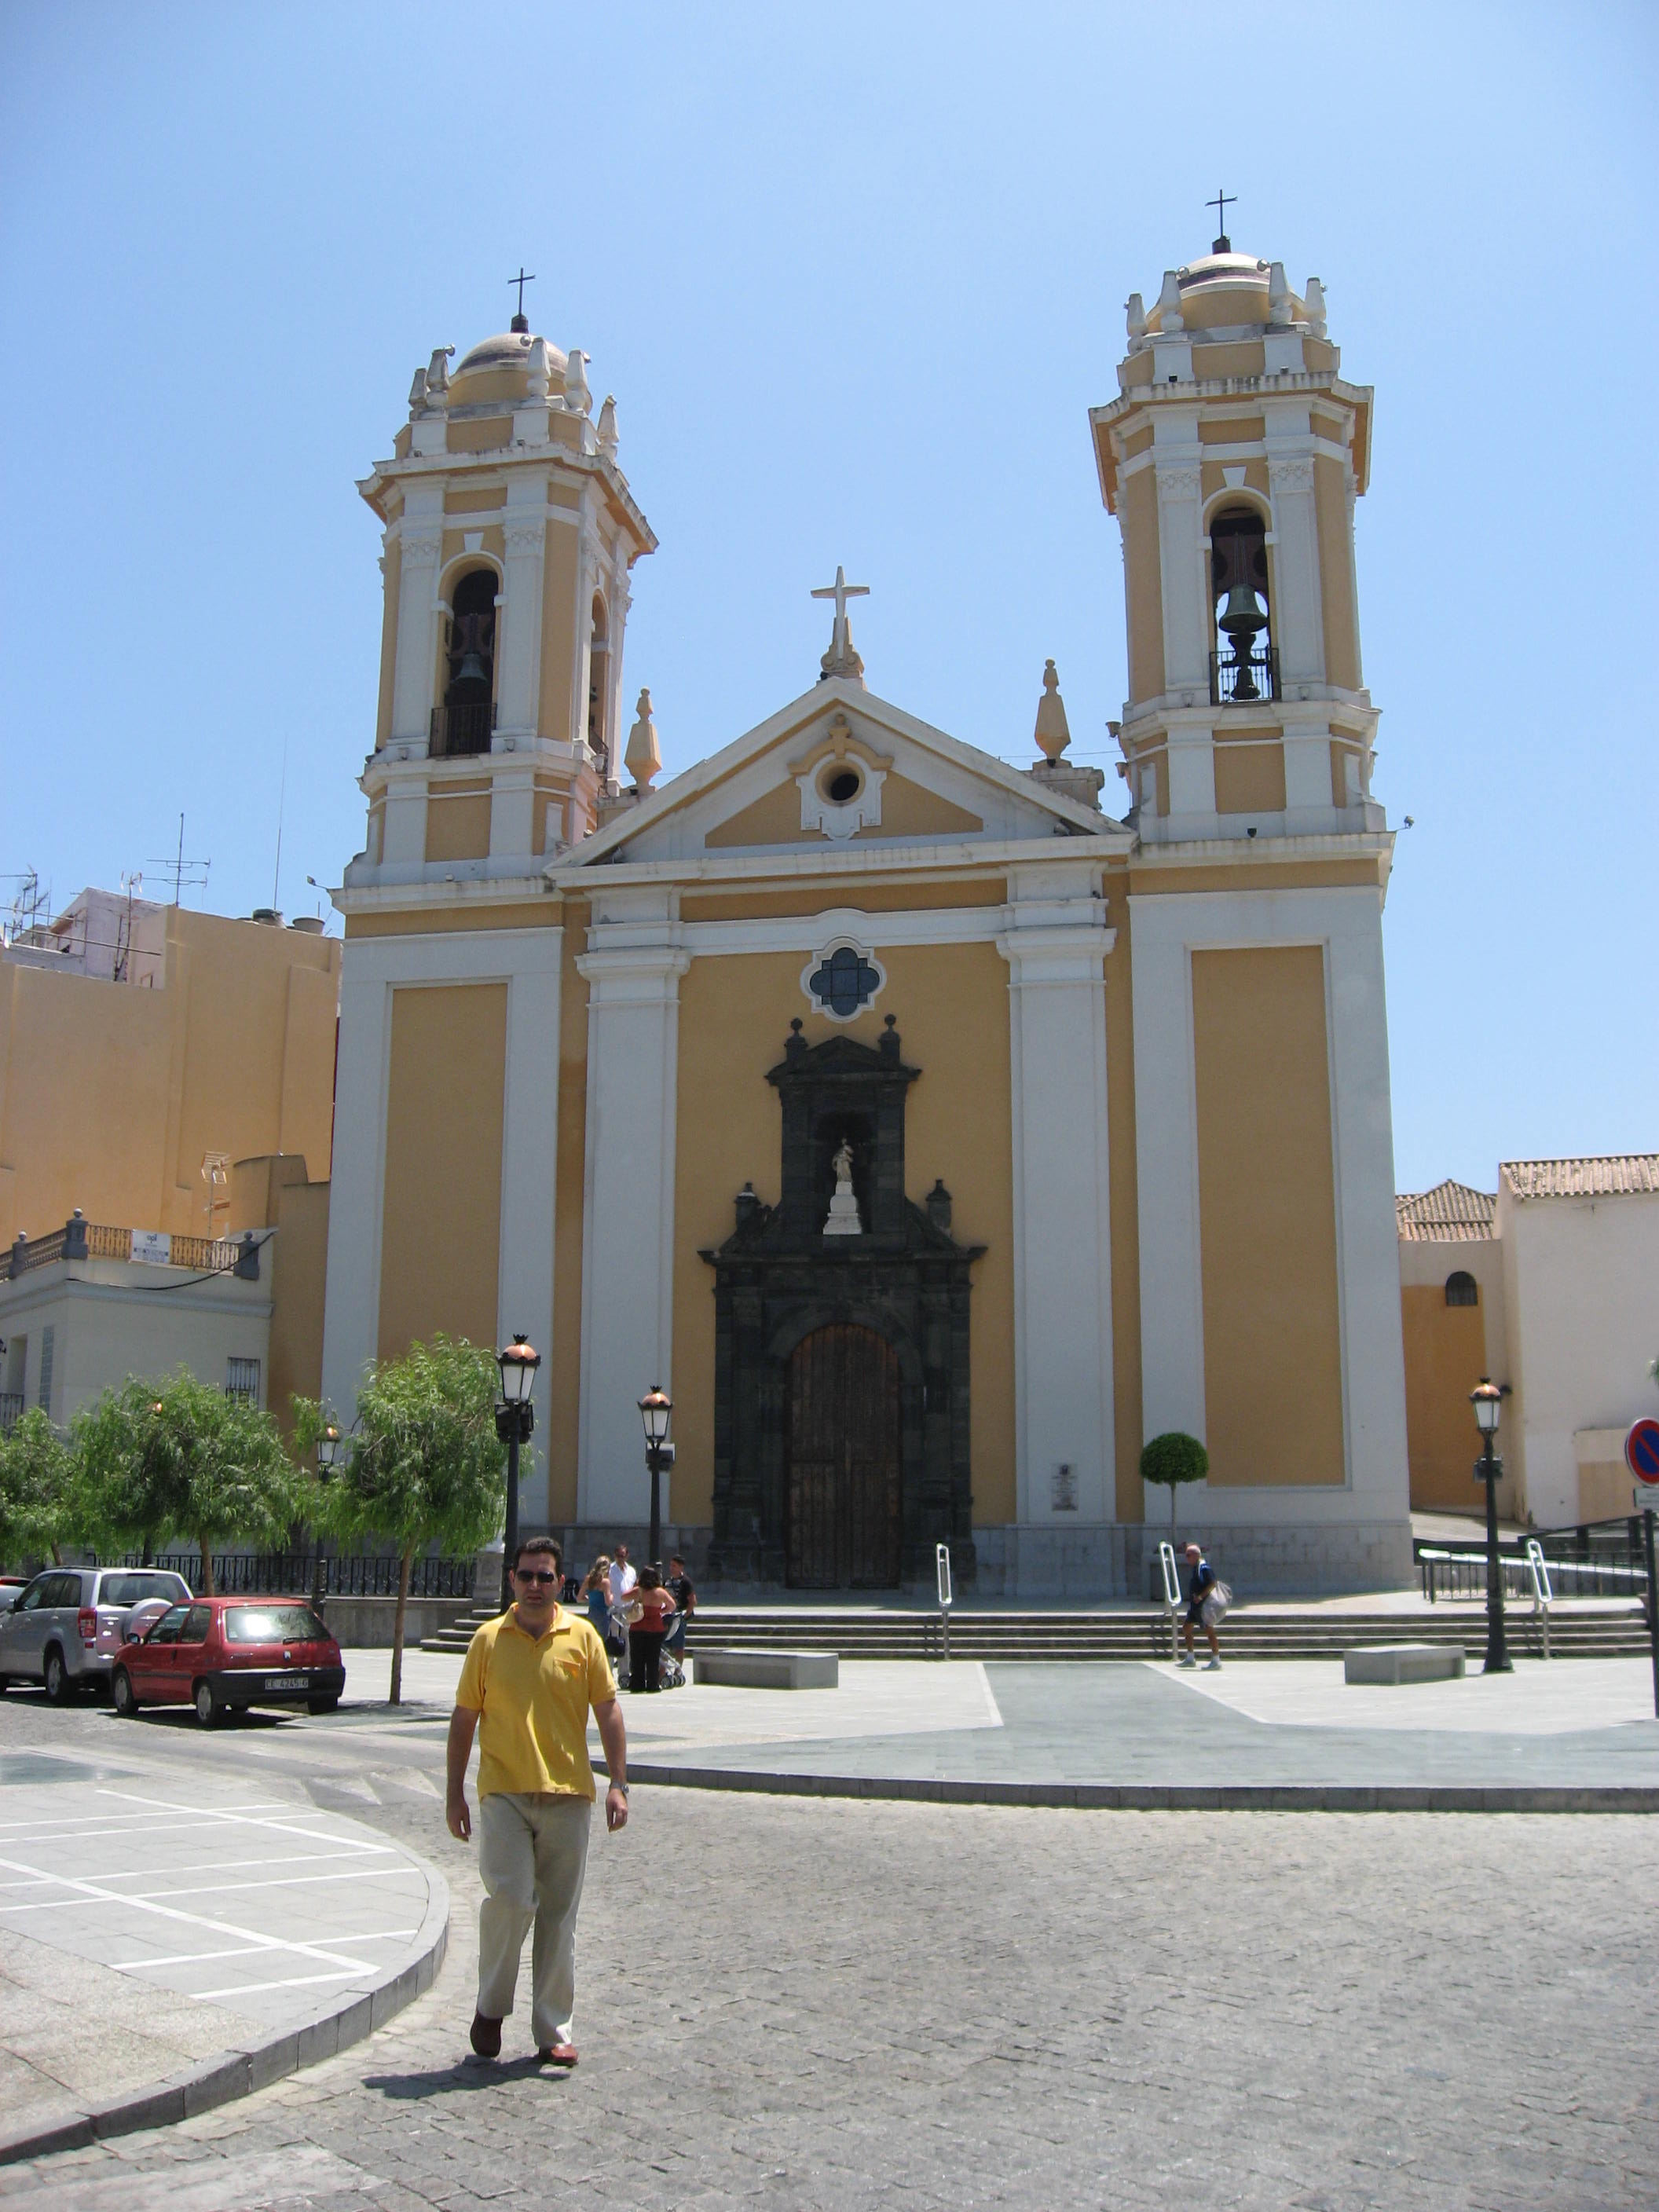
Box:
[820,764,863,806]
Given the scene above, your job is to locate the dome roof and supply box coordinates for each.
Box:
[451,329,569,388]
[1143,246,1309,336]
[1176,248,1269,294]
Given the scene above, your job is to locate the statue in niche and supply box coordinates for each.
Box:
[823,1137,862,1237]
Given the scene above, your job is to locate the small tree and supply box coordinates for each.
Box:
[0,1409,75,1569]
[297,1335,504,1705]
[72,1372,298,1592]
[1140,1430,1209,1533]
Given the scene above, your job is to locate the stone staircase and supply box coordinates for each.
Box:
[421,1602,1651,1661]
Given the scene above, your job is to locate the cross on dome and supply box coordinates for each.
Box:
[507,266,537,333]
[1206,188,1235,253]
[811,565,870,686]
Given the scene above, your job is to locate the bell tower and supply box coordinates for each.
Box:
[347,309,656,892]
[1090,230,1380,840]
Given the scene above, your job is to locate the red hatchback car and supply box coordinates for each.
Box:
[112,1596,346,1727]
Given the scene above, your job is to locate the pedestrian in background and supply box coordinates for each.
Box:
[445,1536,629,2069]
[1177,1541,1225,1670]
[626,1566,676,1694]
[665,1551,695,1664]
[580,1557,612,1642]
[607,1543,637,1608]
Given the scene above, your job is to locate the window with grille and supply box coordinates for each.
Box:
[225,1357,261,1404]
[37,1326,54,1414]
[1444,1271,1479,1308]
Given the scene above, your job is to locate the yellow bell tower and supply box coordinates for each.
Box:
[1090,224,1379,840]
[349,308,655,891]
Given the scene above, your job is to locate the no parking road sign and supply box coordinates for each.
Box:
[1626,1419,1659,1507]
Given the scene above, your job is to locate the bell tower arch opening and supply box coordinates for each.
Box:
[1209,505,1273,705]
[435,566,498,757]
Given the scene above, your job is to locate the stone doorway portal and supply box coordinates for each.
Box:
[786,1323,902,1588]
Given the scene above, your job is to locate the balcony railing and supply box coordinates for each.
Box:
[0,1393,24,1435]
[1210,645,1279,707]
[429,701,497,758]
[6,1217,255,1280]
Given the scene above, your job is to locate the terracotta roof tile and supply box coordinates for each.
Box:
[1395,1181,1496,1241]
[1500,1155,1659,1202]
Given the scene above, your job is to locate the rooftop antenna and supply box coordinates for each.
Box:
[145,815,211,908]
[272,740,288,912]
[1207,187,1235,252]
[508,266,536,334]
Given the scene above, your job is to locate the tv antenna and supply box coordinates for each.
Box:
[145,815,211,908]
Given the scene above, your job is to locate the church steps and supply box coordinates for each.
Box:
[416,1606,1650,1661]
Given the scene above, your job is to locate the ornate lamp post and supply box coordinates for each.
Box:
[638,1386,675,1567]
[496,1335,540,1611]
[1471,1378,1513,1675]
[313,1423,343,1617]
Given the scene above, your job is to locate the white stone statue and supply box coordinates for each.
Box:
[824,1138,862,1237]
[1303,277,1328,339]
[597,394,619,461]
[564,347,592,416]
[624,687,661,789]
[1155,270,1184,334]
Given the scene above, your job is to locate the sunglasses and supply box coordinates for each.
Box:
[516,1569,558,1585]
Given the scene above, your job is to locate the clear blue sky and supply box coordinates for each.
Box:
[2,3,1654,1192]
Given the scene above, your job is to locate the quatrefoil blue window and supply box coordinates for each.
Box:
[808,945,881,1018]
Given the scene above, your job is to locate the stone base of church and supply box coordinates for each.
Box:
[524,1518,1413,1600]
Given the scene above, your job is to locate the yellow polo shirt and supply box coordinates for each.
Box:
[454,1606,617,1802]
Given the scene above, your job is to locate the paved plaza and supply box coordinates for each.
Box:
[2,1663,1657,2207]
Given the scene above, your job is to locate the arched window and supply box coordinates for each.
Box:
[434,569,496,756]
[1445,1270,1479,1308]
[1210,507,1276,705]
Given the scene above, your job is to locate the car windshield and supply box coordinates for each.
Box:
[99,1573,189,1607]
[223,1606,328,1643]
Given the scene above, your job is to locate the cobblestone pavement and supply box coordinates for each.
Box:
[2,1685,1654,2212]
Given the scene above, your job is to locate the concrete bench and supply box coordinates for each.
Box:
[1343,1643,1466,1686]
[690,1649,839,1690]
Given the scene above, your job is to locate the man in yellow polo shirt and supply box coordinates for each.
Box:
[446,1535,628,2067]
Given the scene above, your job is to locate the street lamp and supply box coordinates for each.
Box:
[1470,1377,1513,1675]
[313,1423,343,1617]
[638,1386,675,1567]
[496,1335,540,1612]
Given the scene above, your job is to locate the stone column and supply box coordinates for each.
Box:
[496,509,547,740]
[997,866,1117,1527]
[389,516,442,749]
[575,892,689,1524]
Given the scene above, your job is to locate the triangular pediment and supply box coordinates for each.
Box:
[556,676,1130,871]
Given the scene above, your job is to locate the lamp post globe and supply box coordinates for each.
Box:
[638,1387,674,1567]
[495,1335,540,1612]
[1470,1377,1513,1674]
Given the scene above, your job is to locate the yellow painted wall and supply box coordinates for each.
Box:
[1191,946,1345,1485]
[446,418,512,452]
[376,984,506,1362]
[1122,467,1165,701]
[424,785,493,864]
[680,880,1007,924]
[1400,1284,1488,1510]
[668,939,1016,1531]
[1212,739,1287,815]
[0,911,340,1247]
[703,782,803,848]
[547,913,589,1522]
[856,774,983,839]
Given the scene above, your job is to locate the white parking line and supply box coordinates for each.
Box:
[132,1929,419,1969]
[0,1862,415,1915]
[97,1789,386,1852]
[189,1968,364,2001]
[0,1846,396,1894]
[0,1853,378,1974]
[0,1804,293,1840]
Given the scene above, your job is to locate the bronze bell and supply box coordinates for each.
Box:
[1217,582,1265,641]
[454,645,488,688]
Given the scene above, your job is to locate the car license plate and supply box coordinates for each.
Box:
[267,1674,309,1690]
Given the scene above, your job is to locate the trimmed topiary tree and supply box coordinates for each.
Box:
[1140,1430,1209,1533]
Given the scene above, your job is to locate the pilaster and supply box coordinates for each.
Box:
[997,865,1117,1526]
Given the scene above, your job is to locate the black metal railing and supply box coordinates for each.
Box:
[133,1551,475,1599]
[429,701,497,758]
[0,1393,24,1435]
[1209,645,1279,706]
[1415,1517,1652,1603]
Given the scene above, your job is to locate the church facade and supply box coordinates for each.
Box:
[320,236,1412,1595]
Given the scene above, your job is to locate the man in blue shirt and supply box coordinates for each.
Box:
[1177,1543,1223,1670]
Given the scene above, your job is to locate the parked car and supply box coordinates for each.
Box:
[112,1596,345,1727]
[0,1577,28,1614]
[0,1567,193,1701]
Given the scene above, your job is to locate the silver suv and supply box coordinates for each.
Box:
[0,1568,192,1701]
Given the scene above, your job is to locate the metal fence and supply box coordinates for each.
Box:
[132,1551,475,1599]
[1417,1517,1651,1603]
[0,1392,23,1435]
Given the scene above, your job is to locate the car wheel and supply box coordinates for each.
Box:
[42,1647,69,1704]
[306,1696,340,1716]
[112,1668,138,1718]
[192,1680,222,1728]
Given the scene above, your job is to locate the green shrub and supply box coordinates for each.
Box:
[1139,1431,1209,1528]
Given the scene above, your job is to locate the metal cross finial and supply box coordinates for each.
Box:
[508,267,536,318]
[1207,189,1235,247]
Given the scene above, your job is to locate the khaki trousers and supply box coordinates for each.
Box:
[476,1790,593,2049]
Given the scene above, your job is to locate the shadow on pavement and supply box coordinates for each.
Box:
[365,2055,574,2099]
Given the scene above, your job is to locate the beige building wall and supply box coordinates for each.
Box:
[0,909,340,1249]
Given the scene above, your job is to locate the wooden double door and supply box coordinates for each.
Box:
[786,1324,903,1588]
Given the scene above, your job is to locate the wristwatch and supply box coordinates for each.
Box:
[610,1781,629,1795]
